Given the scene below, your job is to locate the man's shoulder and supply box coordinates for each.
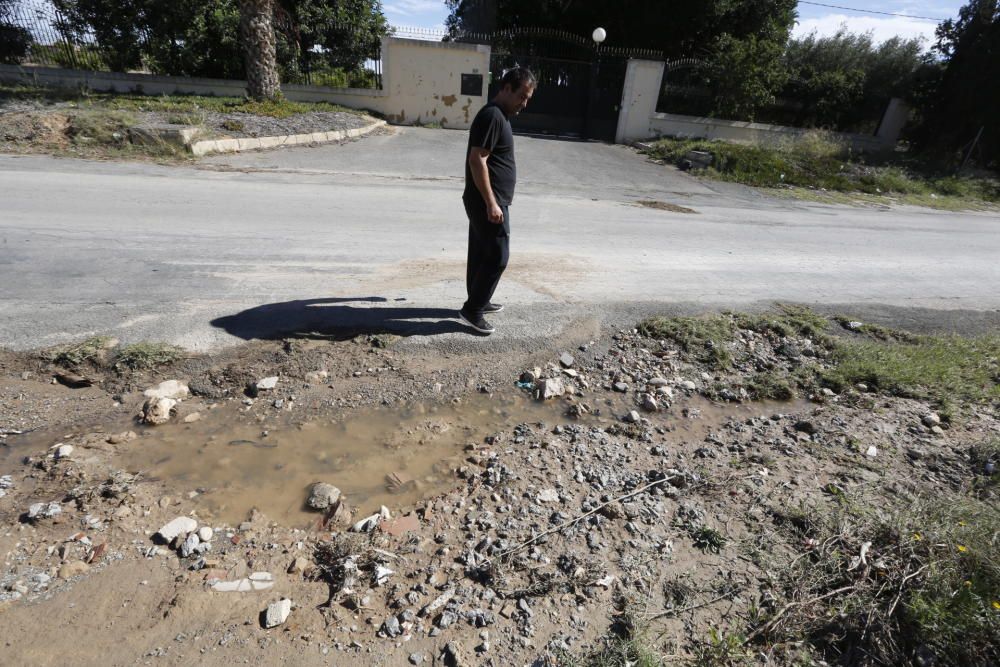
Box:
[475,103,506,123]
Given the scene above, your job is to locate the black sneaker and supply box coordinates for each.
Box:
[483,302,504,313]
[459,310,495,334]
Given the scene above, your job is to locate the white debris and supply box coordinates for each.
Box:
[27,502,62,519]
[373,565,394,586]
[211,572,274,592]
[256,376,279,391]
[156,516,198,542]
[352,513,382,532]
[536,489,560,503]
[53,444,74,459]
[197,526,214,542]
[143,380,190,400]
[264,599,292,628]
[865,445,879,458]
[142,397,176,425]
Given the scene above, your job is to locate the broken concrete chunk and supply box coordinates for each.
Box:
[27,502,62,520]
[143,380,190,400]
[212,572,274,592]
[264,598,292,628]
[156,516,198,542]
[351,513,382,533]
[535,378,565,400]
[256,376,279,392]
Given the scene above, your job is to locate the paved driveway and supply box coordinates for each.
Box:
[202,125,717,200]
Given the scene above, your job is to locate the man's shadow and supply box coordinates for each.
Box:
[210,297,476,341]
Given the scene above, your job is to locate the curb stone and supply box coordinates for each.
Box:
[190,119,386,157]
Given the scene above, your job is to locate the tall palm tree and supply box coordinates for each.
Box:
[239,0,281,100]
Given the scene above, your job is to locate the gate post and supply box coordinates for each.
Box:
[615,59,665,144]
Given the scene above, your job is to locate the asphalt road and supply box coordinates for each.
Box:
[1,126,998,352]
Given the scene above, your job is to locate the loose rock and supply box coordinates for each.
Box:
[306,482,342,510]
[143,380,190,400]
[156,516,198,542]
[264,599,292,628]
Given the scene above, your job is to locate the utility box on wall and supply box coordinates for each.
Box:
[461,73,483,97]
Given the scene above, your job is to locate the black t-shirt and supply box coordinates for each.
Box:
[464,102,516,206]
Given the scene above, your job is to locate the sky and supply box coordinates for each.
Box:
[381,0,967,46]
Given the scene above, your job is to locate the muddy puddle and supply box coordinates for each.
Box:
[2,390,803,527]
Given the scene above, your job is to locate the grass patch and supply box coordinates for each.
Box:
[114,342,184,371]
[0,84,363,119]
[48,335,116,367]
[762,493,1000,666]
[646,134,1000,207]
[822,334,1000,406]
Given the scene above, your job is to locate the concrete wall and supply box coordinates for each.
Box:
[617,58,908,152]
[380,38,490,128]
[0,37,491,130]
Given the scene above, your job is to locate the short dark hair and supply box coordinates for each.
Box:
[500,66,536,93]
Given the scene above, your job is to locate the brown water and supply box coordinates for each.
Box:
[116,392,561,525]
[3,389,803,527]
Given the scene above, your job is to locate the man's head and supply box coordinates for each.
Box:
[495,67,536,116]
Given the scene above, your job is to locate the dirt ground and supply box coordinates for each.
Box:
[0,317,996,666]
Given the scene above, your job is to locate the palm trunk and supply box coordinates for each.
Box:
[239,0,281,101]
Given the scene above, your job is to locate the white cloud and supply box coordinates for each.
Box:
[793,13,939,45]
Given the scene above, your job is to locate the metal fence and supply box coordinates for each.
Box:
[0,0,386,89]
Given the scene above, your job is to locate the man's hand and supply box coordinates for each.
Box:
[487,202,504,224]
[469,147,503,223]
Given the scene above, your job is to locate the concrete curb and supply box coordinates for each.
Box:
[189,119,387,157]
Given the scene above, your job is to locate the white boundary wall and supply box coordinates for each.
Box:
[0,37,491,130]
[616,59,908,152]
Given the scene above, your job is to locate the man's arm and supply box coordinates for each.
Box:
[468,147,504,224]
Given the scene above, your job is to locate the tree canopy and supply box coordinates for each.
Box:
[0,0,33,64]
[47,0,387,82]
[911,0,998,166]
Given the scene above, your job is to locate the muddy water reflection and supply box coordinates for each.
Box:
[119,393,559,525]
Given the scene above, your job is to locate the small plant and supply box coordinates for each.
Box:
[114,342,183,371]
[49,335,116,367]
[638,315,737,370]
[690,526,727,554]
[220,119,245,132]
[692,628,752,666]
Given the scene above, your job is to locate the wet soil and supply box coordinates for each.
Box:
[0,323,995,666]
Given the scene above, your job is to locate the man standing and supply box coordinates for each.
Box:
[459,67,536,335]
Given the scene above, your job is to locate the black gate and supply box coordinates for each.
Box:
[469,28,660,142]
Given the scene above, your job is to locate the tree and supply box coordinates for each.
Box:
[912,0,998,166]
[782,29,924,131]
[0,0,33,65]
[239,0,281,100]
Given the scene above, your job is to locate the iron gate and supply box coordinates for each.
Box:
[470,28,661,141]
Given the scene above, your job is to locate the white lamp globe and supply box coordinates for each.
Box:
[592,27,607,44]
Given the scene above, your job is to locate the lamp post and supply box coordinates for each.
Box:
[584,27,606,140]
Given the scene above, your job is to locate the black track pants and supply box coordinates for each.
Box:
[462,196,509,316]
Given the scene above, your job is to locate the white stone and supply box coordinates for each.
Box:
[536,378,565,400]
[373,565,394,586]
[681,380,697,391]
[197,526,214,542]
[865,445,879,458]
[536,489,560,503]
[264,599,292,628]
[256,376,279,391]
[156,516,198,542]
[143,380,189,400]
[180,532,200,557]
[54,444,74,459]
[648,377,668,387]
[27,502,61,519]
[624,410,641,423]
[142,397,176,425]
[183,412,202,423]
[352,513,382,532]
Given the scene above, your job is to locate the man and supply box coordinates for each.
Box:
[458,67,536,335]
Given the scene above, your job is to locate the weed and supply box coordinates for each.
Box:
[220,119,245,132]
[760,493,1000,666]
[692,628,752,666]
[639,315,737,370]
[645,136,1000,207]
[821,334,1000,406]
[48,335,116,367]
[67,109,134,145]
[747,371,796,400]
[114,342,183,371]
[689,526,727,554]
